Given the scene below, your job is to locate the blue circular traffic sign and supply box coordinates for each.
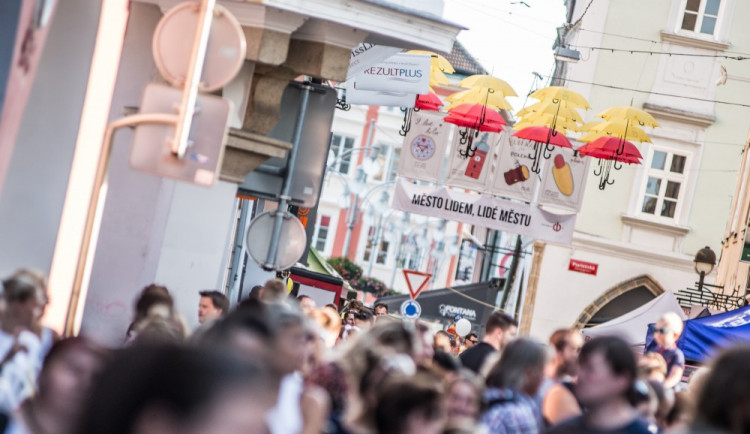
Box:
[400,300,422,319]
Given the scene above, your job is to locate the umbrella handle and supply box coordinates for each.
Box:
[459,128,469,145]
[529,142,542,174]
[399,108,412,137]
[613,159,623,171]
[544,143,555,158]
[593,159,604,177]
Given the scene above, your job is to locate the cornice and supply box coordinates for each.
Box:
[660,31,731,52]
[643,102,716,128]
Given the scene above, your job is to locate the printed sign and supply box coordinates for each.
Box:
[397,111,450,182]
[538,146,590,211]
[446,130,504,192]
[355,53,431,94]
[347,43,402,80]
[439,304,477,321]
[345,79,416,107]
[568,259,598,275]
[392,179,576,244]
[487,132,539,201]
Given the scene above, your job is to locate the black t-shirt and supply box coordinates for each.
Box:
[458,342,496,374]
[546,416,652,434]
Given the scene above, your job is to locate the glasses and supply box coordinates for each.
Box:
[467,339,478,344]
[654,328,671,334]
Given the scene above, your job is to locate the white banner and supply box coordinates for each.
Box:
[347,43,402,81]
[446,130,503,192]
[345,79,416,107]
[487,132,539,201]
[355,53,431,94]
[397,111,450,182]
[538,146,590,211]
[392,179,576,244]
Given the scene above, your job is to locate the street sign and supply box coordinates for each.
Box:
[152,2,246,92]
[568,259,598,276]
[403,269,432,299]
[400,299,422,319]
[129,83,230,186]
[246,210,307,271]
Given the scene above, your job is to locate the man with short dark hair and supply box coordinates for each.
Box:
[373,303,388,316]
[296,295,316,315]
[459,311,518,374]
[198,290,229,324]
[464,332,479,350]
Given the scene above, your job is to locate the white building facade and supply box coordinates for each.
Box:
[522,0,750,338]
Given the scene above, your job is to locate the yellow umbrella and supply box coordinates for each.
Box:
[529,86,590,109]
[430,69,451,87]
[407,50,455,74]
[583,119,652,143]
[516,101,583,123]
[459,74,517,97]
[515,113,582,132]
[514,120,577,135]
[445,87,513,111]
[597,106,659,127]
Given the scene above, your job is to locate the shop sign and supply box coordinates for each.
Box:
[438,304,477,321]
[568,259,598,275]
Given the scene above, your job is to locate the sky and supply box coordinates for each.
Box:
[442,0,567,112]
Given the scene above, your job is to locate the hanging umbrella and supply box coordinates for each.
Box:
[529,86,590,109]
[514,126,573,148]
[578,136,643,161]
[581,119,652,143]
[446,104,506,126]
[445,104,505,158]
[514,113,582,133]
[513,125,573,174]
[598,106,659,127]
[415,92,443,111]
[578,137,643,190]
[407,50,455,73]
[516,101,583,124]
[459,74,517,97]
[445,87,513,111]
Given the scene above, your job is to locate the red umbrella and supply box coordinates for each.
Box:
[415,92,443,111]
[445,103,506,127]
[513,126,572,148]
[578,136,642,163]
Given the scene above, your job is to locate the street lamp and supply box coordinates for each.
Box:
[694,246,717,293]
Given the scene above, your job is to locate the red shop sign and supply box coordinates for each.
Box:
[569,259,598,276]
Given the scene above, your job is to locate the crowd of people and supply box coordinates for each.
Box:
[0,269,747,433]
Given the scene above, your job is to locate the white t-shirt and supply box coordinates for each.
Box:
[266,372,304,434]
[0,331,42,412]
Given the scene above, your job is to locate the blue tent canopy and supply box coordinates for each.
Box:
[645,305,750,363]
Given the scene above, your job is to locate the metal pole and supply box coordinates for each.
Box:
[698,271,706,293]
[341,118,375,258]
[226,198,251,304]
[171,0,216,158]
[367,212,384,276]
[500,235,523,310]
[264,84,311,269]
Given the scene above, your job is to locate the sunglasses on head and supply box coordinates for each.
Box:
[654,327,671,334]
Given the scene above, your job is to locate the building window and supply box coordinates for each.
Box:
[680,0,721,36]
[370,144,401,183]
[313,215,331,252]
[363,227,389,265]
[330,134,355,174]
[639,149,688,219]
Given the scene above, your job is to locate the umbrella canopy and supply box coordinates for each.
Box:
[529,86,590,109]
[578,137,643,163]
[516,101,583,123]
[446,87,513,111]
[407,50,455,73]
[513,126,573,148]
[415,92,443,111]
[581,119,652,143]
[459,74,517,97]
[598,106,659,127]
[445,103,506,132]
[514,112,582,132]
